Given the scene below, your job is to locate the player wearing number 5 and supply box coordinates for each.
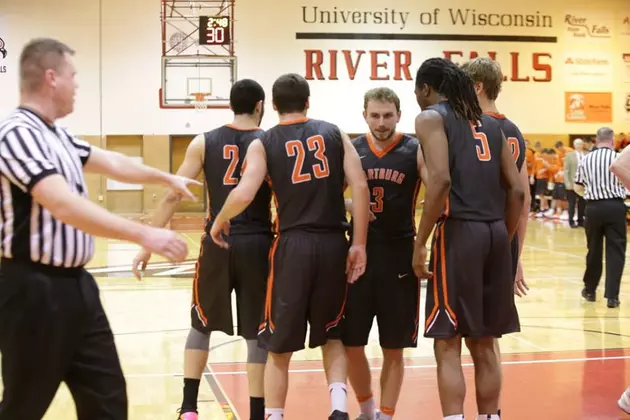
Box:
[411,58,525,420]
[341,88,427,420]
[210,73,370,420]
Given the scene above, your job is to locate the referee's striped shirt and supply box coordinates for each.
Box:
[0,107,94,267]
[575,147,628,201]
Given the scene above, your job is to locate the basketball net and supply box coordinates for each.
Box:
[191,93,207,111]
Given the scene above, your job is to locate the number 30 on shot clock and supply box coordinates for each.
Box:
[199,16,230,45]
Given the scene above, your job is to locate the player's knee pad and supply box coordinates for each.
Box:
[246,339,268,364]
[185,328,211,351]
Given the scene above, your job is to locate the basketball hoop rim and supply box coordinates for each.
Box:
[191,92,209,109]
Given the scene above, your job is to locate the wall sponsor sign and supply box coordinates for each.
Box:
[565,92,612,123]
[563,52,612,85]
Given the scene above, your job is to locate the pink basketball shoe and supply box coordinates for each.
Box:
[178,412,198,420]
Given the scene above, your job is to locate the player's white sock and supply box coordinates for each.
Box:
[478,416,500,420]
[357,394,376,417]
[329,382,348,413]
[379,412,393,420]
[264,408,284,419]
[443,415,464,420]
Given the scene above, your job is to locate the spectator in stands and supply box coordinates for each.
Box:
[585,137,596,151]
[525,139,537,212]
[617,132,629,152]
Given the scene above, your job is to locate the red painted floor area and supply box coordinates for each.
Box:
[212,349,630,419]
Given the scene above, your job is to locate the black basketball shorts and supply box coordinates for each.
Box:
[191,233,272,340]
[258,231,349,354]
[424,218,518,339]
[342,237,420,349]
[535,178,549,196]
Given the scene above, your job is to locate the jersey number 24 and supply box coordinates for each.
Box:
[285,135,330,184]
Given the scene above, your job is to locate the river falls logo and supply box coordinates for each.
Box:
[565,14,611,39]
[0,38,6,59]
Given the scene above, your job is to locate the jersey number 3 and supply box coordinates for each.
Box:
[285,135,330,184]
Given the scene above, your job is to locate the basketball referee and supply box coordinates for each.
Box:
[575,127,627,308]
[0,38,200,419]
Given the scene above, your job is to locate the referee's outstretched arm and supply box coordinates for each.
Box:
[30,173,189,262]
[610,146,630,189]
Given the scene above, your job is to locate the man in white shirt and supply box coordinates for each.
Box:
[564,139,586,227]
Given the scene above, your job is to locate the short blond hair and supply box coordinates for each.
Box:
[460,57,503,101]
[363,87,400,112]
[20,38,75,92]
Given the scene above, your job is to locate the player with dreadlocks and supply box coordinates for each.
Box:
[411,57,525,420]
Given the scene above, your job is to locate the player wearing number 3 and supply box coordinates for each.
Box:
[210,73,370,420]
[341,88,427,420]
[411,58,525,420]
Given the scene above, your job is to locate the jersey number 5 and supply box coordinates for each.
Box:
[285,135,330,184]
[471,123,491,162]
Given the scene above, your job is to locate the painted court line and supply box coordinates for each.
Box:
[123,353,630,378]
[503,334,547,351]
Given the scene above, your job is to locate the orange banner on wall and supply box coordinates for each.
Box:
[565,92,612,123]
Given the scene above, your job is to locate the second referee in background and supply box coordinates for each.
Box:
[575,127,627,308]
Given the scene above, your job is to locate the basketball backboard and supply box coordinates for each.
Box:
[160,56,236,109]
[160,0,236,109]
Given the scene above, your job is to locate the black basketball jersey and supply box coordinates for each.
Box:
[352,133,420,241]
[203,125,272,235]
[427,102,505,222]
[485,112,526,171]
[261,118,347,233]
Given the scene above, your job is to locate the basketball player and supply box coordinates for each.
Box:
[411,58,525,420]
[132,79,271,420]
[342,87,427,420]
[461,57,532,417]
[209,73,370,420]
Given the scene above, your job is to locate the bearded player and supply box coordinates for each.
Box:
[342,87,427,420]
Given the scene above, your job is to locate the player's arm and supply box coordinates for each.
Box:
[84,145,201,199]
[414,110,451,247]
[417,142,429,184]
[214,139,267,226]
[516,162,531,258]
[499,133,526,240]
[146,135,205,228]
[610,146,630,189]
[341,131,369,247]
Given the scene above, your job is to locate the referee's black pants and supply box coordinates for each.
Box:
[583,199,627,300]
[0,258,127,420]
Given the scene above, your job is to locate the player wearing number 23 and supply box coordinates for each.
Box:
[210,74,369,420]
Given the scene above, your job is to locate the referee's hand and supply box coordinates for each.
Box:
[140,228,188,263]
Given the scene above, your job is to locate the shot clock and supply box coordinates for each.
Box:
[199,16,230,45]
